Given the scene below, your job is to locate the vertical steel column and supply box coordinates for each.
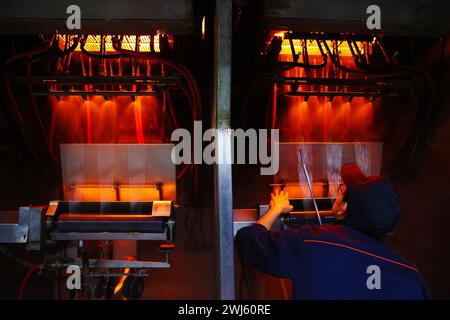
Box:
[213,0,235,299]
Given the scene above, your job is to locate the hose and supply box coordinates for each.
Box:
[18,264,41,300]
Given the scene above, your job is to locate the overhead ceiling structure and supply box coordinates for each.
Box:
[0,0,193,34]
[264,0,450,36]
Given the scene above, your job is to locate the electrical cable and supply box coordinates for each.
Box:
[112,36,200,194]
[30,36,80,64]
[79,36,127,59]
[242,37,328,126]
[374,38,437,174]
[111,36,201,120]
[165,89,180,129]
[3,35,55,69]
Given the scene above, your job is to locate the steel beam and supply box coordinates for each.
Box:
[213,0,235,300]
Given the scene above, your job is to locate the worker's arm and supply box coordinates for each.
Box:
[235,191,300,278]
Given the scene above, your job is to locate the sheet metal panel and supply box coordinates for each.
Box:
[0,0,193,34]
[275,142,383,188]
[264,0,450,36]
[60,144,176,201]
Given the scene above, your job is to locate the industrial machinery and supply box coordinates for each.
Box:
[233,142,383,234]
[232,28,435,224]
[0,0,449,301]
[0,144,177,299]
[229,0,449,300]
[0,0,209,300]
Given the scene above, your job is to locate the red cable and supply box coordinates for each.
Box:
[165,89,180,129]
[4,79,24,124]
[112,39,200,186]
[27,60,51,148]
[303,240,419,272]
[18,264,41,300]
[271,84,277,129]
[4,36,54,69]
[111,39,201,121]
[177,163,191,180]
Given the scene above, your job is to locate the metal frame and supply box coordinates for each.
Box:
[74,258,170,269]
[5,75,183,97]
[0,207,43,245]
[6,75,182,85]
[47,256,171,270]
[213,0,235,300]
[50,231,169,241]
[0,209,28,243]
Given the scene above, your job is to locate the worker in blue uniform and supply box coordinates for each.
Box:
[235,163,430,299]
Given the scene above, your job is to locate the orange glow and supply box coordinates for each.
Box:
[66,186,117,201]
[59,35,168,53]
[281,183,330,198]
[273,31,286,40]
[277,33,377,143]
[52,35,170,149]
[59,214,154,221]
[280,96,376,142]
[279,39,367,60]
[119,186,160,201]
[65,184,163,201]
[114,267,130,295]
[84,100,92,143]
[133,97,145,144]
[50,95,163,147]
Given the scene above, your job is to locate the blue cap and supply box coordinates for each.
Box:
[341,163,403,236]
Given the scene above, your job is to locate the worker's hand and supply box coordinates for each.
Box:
[269,189,294,216]
[256,189,293,230]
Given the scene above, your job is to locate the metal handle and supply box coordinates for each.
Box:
[299,149,323,226]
